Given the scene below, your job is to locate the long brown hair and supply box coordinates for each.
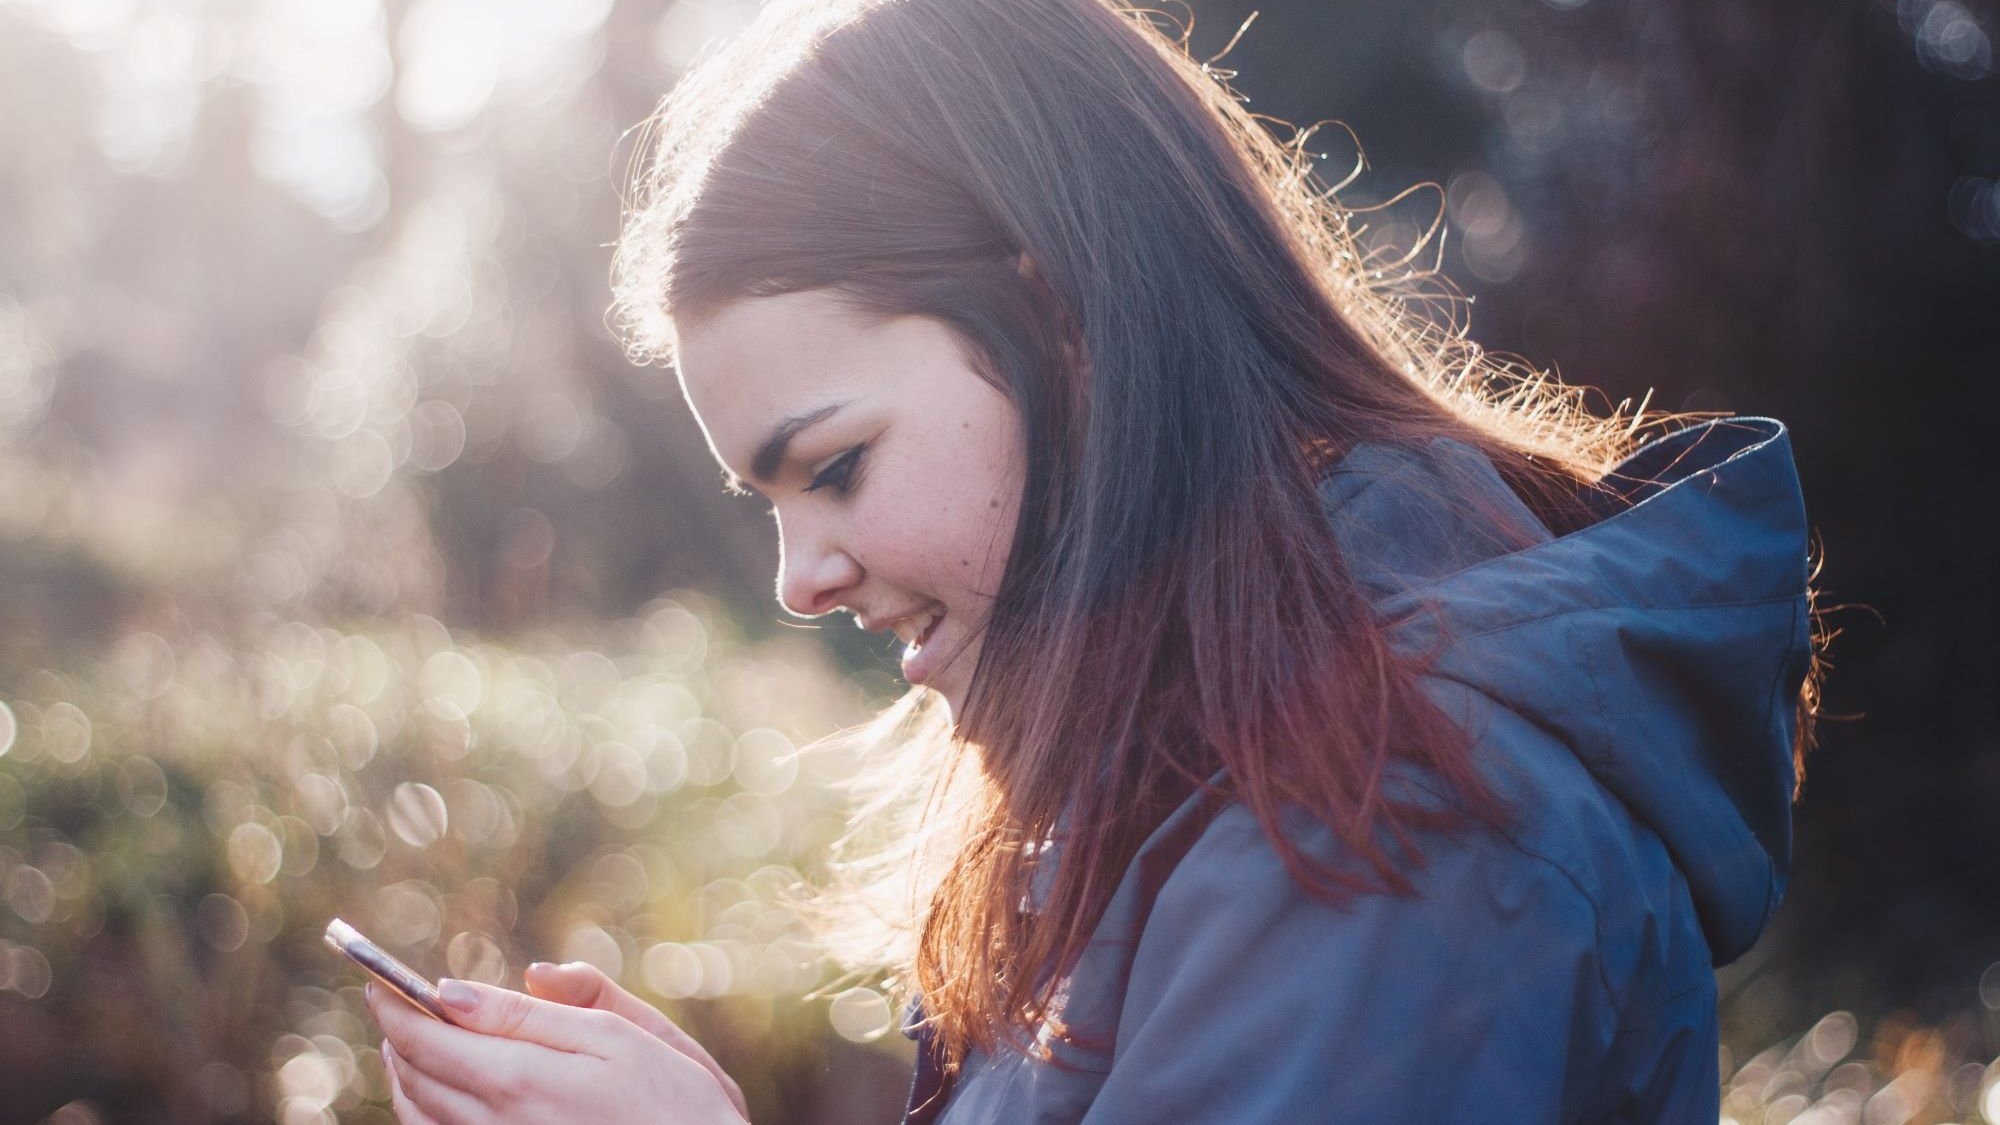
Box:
[612,0,1821,1069]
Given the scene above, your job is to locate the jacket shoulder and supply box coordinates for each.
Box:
[1317,436,1555,600]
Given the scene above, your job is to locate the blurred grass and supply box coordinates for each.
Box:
[0,602,917,1123]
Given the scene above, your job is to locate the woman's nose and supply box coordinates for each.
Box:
[776,520,862,618]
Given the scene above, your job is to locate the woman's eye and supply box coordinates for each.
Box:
[804,443,867,495]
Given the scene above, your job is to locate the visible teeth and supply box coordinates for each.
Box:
[894,608,940,647]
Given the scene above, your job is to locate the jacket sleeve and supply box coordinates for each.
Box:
[1076,800,1618,1125]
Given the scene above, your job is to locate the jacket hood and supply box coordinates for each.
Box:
[1318,417,1813,965]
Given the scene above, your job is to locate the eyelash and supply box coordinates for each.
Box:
[804,443,868,496]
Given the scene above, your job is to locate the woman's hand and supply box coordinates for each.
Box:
[367,973,749,1124]
[520,960,747,1119]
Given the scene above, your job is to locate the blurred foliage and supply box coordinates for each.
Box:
[1,0,1997,1122]
[1718,1007,2000,1125]
[0,0,923,1119]
[0,601,921,1123]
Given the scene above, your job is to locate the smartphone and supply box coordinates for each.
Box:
[324,917,456,1024]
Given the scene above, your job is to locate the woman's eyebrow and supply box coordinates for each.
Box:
[749,400,852,484]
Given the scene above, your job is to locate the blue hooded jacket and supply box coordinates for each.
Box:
[905,416,1813,1124]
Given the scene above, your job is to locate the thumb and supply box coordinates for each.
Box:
[523,959,605,1004]
[436,978,624,1056]
[525,961,677,1039]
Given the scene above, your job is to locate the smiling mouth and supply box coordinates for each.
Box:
[891,605,944,650]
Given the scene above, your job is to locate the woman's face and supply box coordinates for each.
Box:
[672,289,1024,721]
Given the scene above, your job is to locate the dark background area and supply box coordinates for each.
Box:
[1174,0,2000,1038]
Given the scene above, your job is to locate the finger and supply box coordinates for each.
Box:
[524,961,748,1118]
[435,977,630,1057]
[369,980,545,1094]
[385,1037,496,1125]
[383,1041,446,1125]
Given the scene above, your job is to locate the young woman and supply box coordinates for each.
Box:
[367,0,1823,1121]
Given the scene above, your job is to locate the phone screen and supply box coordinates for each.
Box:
[324,917,454,1023]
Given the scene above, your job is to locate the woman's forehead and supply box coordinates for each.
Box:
[672,290,937,478]
[673,290,974,421]
[674,292,869,417]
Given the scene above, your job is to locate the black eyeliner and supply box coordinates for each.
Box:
[805,443,868,495]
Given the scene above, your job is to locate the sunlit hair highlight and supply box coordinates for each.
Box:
[612,0,1825,1071]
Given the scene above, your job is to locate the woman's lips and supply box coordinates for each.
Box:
[900,610,946,685]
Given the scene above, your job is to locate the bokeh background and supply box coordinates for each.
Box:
[0,0,1995,1122]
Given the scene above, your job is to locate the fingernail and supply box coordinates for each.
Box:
[439,979,478,1013]
[365,982,377,1004]
[527,961,553,974]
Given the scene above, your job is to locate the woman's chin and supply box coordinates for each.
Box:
[915,674,960,722]
[920,672,964,726]
[902,619,975,718]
